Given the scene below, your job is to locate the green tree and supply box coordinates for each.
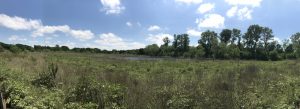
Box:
[182,34,190,52]
[269,50,281,61]
[232,29,242,49]
[0,45,4,52]
[172,34,190,56]
[228,44,240,59]
[183,46,204,58]
[261,27,274,59]
[196,45,205,58]
[199,30,219,58]
[291,32,300,57]
[16,44,34,51]
[9,45,22,53]
[220,29,232,44]
[61,46,70,51]
[159,45,173,56]
[163,37,171,46]
[173,34,179,56]
[145,44,160,56]
[216,43,229,59]
[52,45,61,51]
[244,25,263,59]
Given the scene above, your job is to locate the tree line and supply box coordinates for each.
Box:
[143,24,300,61]
[0,24,300,60]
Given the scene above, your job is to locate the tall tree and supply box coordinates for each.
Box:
[243,24,263,58]
[290,32,300,57]
[291,33,300,47]
[261,27,274,56]
[163,37,171,46]
[220,29,232,44]
[172,34,190,56]
[232,28,242,48]
[172,34,179,56]
[199,30,218,58]
[144,44,160,56]
[181,34,190,52]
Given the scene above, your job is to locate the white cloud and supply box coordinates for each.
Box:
[45,37,53,40]
[126,22,132,27]
[237,7,253,20]
[197,3,215,14]
[32,25,70,37]
[32,25,94,41]
[187,29,202,37]
[148,25,161,31]
[62,41,77,48]
[0,14,95,41]
[175,0,203,5]
[146,33,173,45]
[224,0,263,7]
[8,35,27,41]
[274,37,282,44]
[225,0,261,20]
[137,22,142,27]
[95,33,145,50]
[226,6,253,20]
[226,6,238,17]
[8,35,18,41]
[0,14,42,30]
[69,30,94,41]
[196,13,225,28]
[100,0,125,14]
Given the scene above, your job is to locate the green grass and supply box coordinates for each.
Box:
[1,52,300,108]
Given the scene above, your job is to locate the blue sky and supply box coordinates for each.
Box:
[0,0,300,50]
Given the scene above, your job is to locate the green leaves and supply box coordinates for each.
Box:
[32,63,58,89]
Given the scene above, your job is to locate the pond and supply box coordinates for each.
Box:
[120,56,191,61]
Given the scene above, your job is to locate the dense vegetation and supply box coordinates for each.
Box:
[1,24,300,108]
[1,52,300,108]
[1,24,300,61]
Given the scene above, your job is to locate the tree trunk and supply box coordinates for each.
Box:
[0,93,6,109]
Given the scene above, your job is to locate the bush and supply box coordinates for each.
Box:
[0,67,63,108]
[0,45,4,52]
[66,75,126,109]
[144,44,160,56]
[286,53,297,59]
[32,63,58,89]
[9,45,22,54]
[269,50,281,61]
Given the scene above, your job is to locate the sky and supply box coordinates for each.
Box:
[0,0,300,50]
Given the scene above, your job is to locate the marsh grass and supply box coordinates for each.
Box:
[1,52,300,108]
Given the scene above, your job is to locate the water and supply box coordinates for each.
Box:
[121,56,188,61]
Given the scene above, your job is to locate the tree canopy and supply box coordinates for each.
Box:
[1,24,299,61]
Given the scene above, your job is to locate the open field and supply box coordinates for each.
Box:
[1,52,300,108]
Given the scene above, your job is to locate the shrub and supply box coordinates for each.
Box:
[32,63,58,89]
[144,44,160,56]
[0,67,63,108]
[0,45,4,52]
[9,45,22,54]
[269,50,281,61]
[66,75,126,109]
[286,53,297,59]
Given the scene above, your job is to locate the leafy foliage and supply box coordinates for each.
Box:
[32,63,58,89]
[1,53,300,108]
[0,24,299,61]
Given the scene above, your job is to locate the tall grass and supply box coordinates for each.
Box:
[0,52,300,108]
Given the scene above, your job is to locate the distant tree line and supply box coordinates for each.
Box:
[144,24,300,61]
[0,42,144,54]
[0,24,300,60]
